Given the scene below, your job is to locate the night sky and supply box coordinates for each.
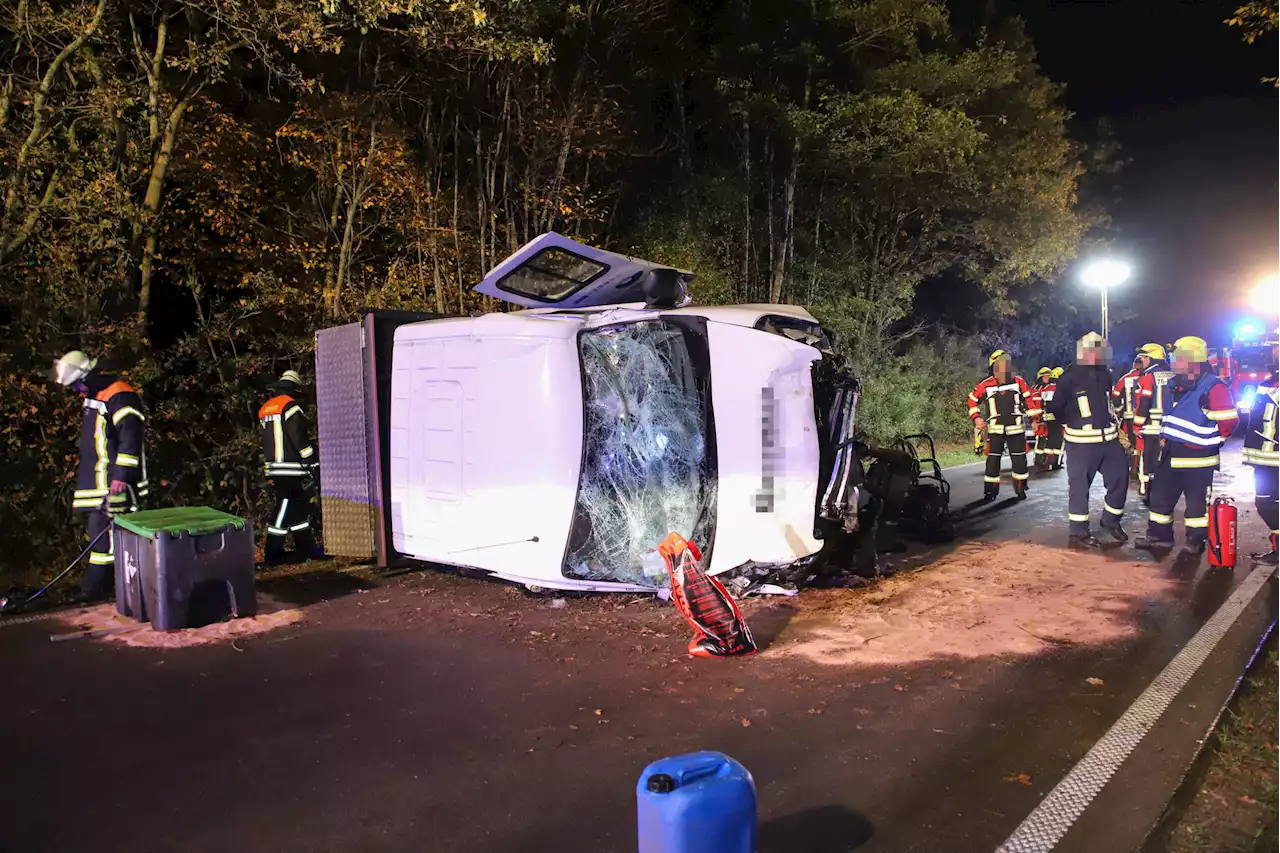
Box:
[1013,0,1278,354]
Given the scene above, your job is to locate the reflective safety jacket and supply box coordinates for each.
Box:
[73,376,148,512]
[1048,364,1119,444]
[968,375,1041,435]
[1037,380,1058,422]
[259,395,315,480]
[1133,360,1174,436]
[1243,374,1279,468]
[1159,372,1238,469]
[1112,367,1142,421]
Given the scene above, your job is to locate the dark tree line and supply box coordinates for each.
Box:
[1,0,1101,574]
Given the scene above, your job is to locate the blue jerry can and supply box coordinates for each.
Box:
[636,751,756,853]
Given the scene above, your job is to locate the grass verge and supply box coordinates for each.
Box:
[1147,637,1278,853]
[934,442,983,469]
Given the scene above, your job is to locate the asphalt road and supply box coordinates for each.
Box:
[1,443,1275,853]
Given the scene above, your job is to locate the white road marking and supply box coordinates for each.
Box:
[995,560,1278,853]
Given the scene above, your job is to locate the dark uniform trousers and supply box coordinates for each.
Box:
[265,479,316,559]
[1138,433,1161,497]
[1145,455,1213,544]
[985,430,1029,493]
[1066,440,1128,537]
[85,510,114,598]
[1254,467,1279,542]
[1041,423,1065,469]
[82,487,141,598]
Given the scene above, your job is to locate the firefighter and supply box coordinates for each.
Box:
[1029,367,1051,468]
[1048,333,1128,549]
[259,370,318,562]
[49,351,149,601]
[1038,368,1065,471]
[1131,343,1173,503]
[1242,327,1279,564]
[1134,336,1238,556]
[1112,354,1144,472]
[968,350,1039,501]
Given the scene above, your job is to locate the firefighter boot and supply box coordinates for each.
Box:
[1133,536,1173,554]
[1255,534,1279,565]
[1013,480,1028,501]
[1069,533,1101,550]
[293,528,322,561]
[262,534,288,565]
[1098,525,1129,545]
[983,485,999,503]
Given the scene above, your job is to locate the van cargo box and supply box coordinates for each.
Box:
[314,309,436,564]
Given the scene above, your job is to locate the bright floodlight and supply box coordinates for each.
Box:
[1080,259,1132,289]
[1249,275,1279,317]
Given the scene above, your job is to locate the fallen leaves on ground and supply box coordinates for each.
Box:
[1085,677,1105,687]
[593,708,602,716]
[1238,795,1258,805]
[740,718,752,727]
[1004,773,1033,785]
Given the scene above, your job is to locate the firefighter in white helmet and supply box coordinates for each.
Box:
[49,351,149,600]
[259,370,318,563]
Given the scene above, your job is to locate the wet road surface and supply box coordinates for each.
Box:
[0,443,1275,853]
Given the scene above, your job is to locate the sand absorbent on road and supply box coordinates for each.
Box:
[768,541,1177,666]
[49,595,303,648]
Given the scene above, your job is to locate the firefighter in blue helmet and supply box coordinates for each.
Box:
[50,350,149,601]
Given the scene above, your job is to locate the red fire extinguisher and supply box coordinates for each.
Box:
[1208,496,1237,569]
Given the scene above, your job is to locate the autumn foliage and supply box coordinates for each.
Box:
[1,0,1098,581]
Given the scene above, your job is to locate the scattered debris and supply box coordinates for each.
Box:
[740,718,752,727]
[1086,677,1105,687]
[1004,773,1033,786]
[549,598,568,609]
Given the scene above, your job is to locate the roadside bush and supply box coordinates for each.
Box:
[854,335,985,447]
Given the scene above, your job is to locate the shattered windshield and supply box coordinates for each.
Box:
[565,318,717,586]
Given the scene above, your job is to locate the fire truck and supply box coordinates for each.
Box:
[1219,324,1276,415]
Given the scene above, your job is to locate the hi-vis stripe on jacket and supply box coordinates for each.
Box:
[1159,371,1238,469]
[73,378,149,511]
[1243,376,1279,468]
[259,395,315,479]
[1133,361,1174,436]
[968,374,1040,435]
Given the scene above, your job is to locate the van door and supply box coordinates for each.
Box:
[473,232,692,308]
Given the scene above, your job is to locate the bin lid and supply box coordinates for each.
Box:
[114,506,247,538]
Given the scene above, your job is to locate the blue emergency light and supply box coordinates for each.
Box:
[1235,320,1262,340]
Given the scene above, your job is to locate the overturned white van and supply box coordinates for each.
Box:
[314,233,860,592]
